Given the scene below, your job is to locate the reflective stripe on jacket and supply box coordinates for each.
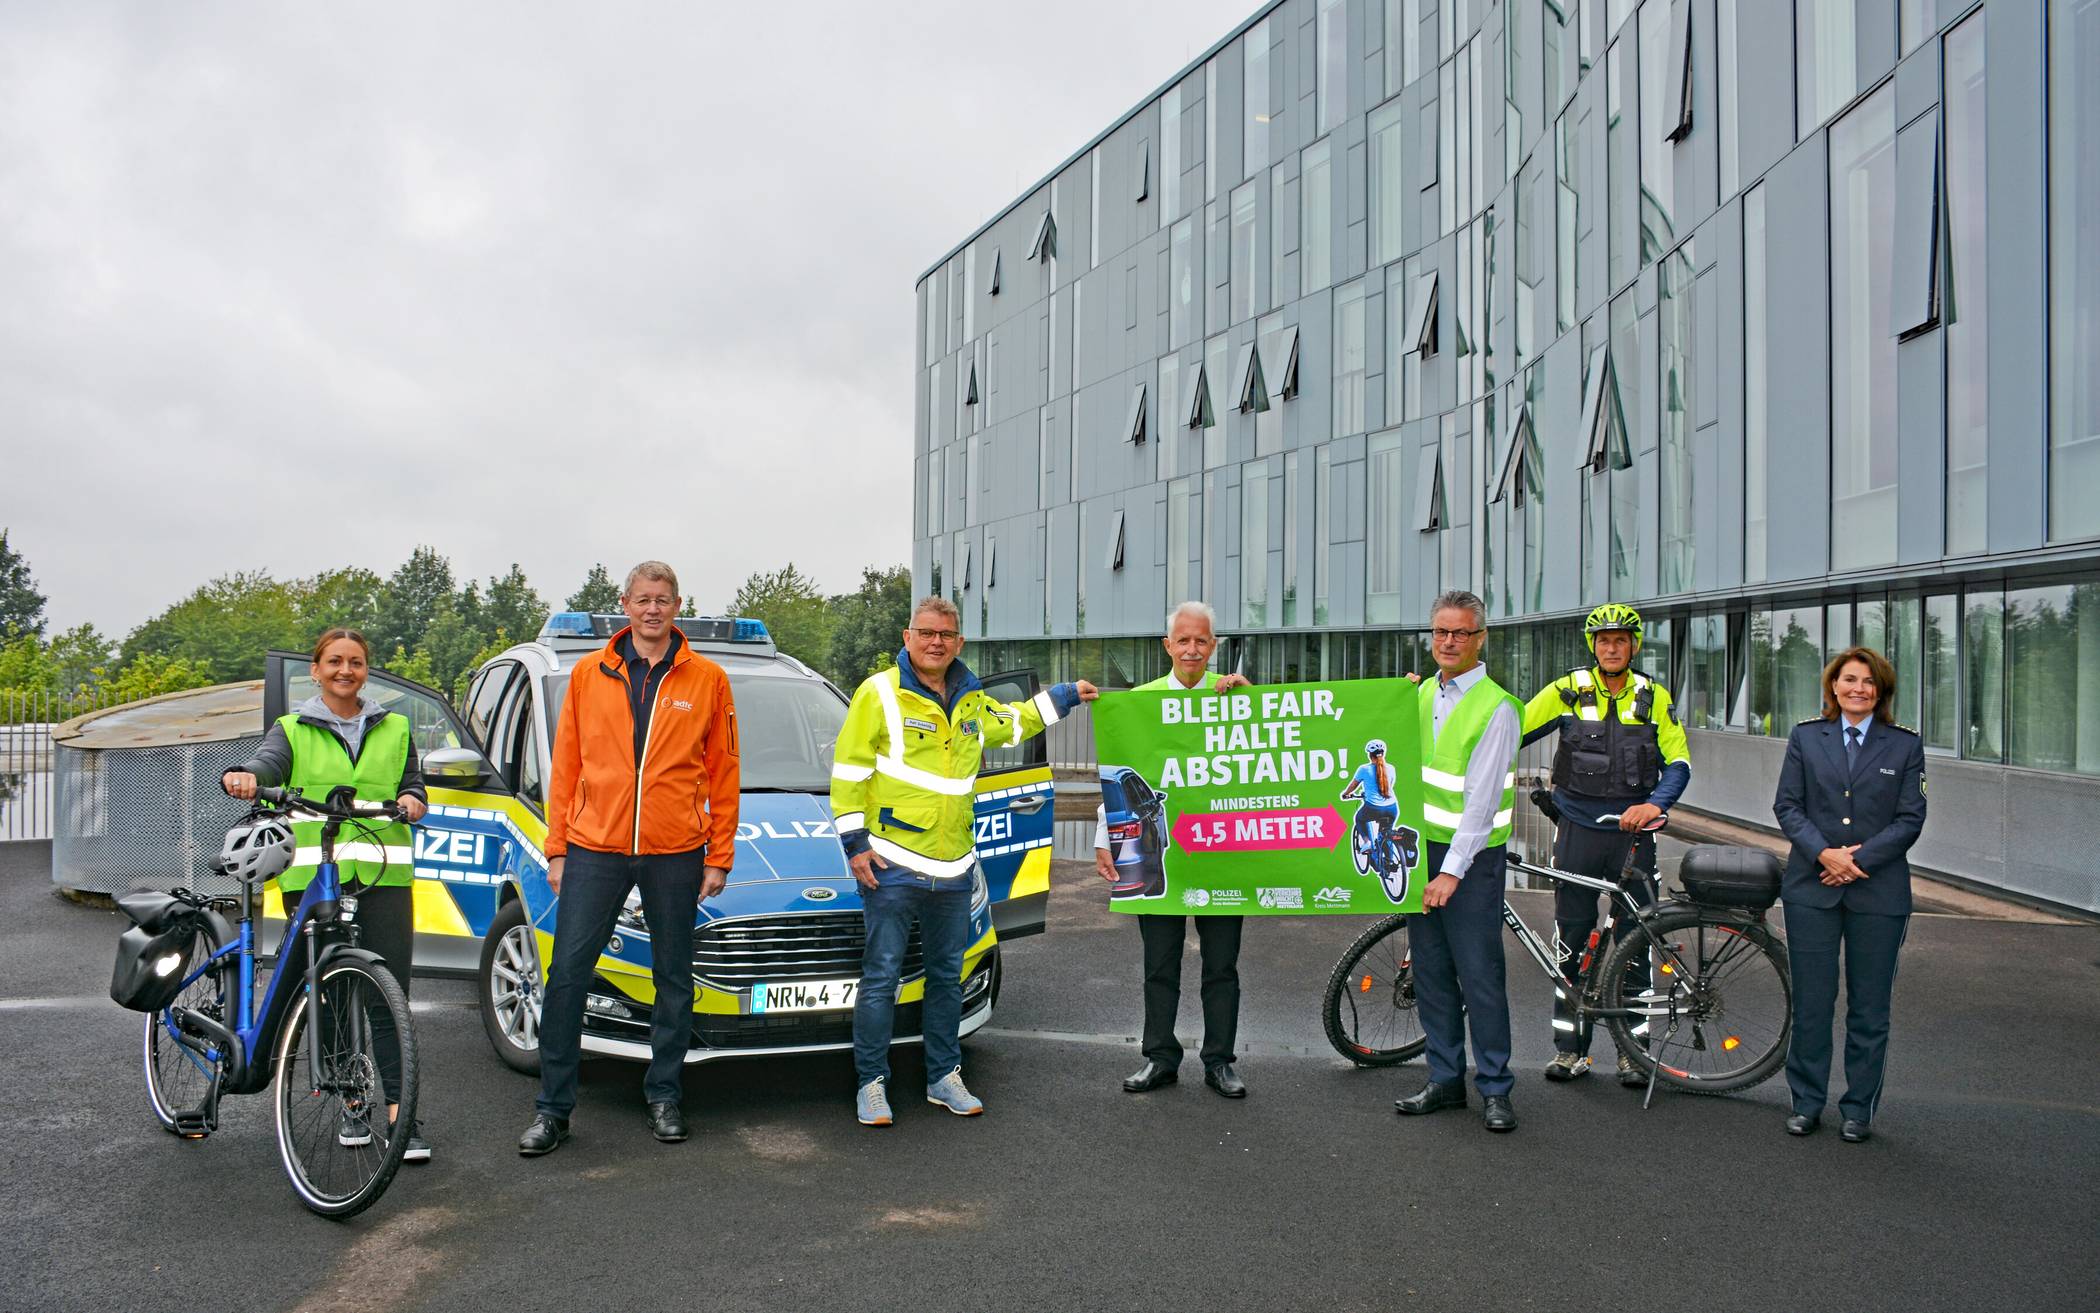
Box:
[831,657,1079,880]
[1417,675,1519,845]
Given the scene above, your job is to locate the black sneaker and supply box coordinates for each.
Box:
[1617,1053,1647,1087]
[337,1108,373,1148]
[402,1125,432,1163]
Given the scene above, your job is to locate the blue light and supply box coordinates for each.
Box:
[540,612,598,638]
[732,618,771,643]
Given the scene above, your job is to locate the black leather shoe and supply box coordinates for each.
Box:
[1394,1081,1468,1116]
[1203,1063,1247,1098]
[1785,1113,1819,1137]
[1840,1118,1872,1143]
[1122,1061,1179,1093]
[646,1101,688,1143]
[517,1114,570,1157]
[1481,1095,1517,1132]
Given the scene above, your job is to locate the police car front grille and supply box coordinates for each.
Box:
[691,913,922,986]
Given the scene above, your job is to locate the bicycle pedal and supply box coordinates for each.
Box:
[171,1110,214,1138]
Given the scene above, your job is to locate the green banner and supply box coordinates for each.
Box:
[1091,679,1427,915]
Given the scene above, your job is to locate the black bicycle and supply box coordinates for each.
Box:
[1320,813,1792,1098]
[110,785,420,1217]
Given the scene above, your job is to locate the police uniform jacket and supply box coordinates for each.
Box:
[1772,716,1928,915]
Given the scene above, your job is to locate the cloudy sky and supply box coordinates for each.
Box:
[1,0,1250,636]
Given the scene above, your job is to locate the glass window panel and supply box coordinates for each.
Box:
[1555,101,1587,332]
[1797,0,1858,132]
[1387,264,1410,420]
[1829,85,1899,572]
[1945,13,1988,555]
[1718,0,1740,196]
[1158,355,1182,481]
[1440,59,1458,234]
[1168,477,1193,607]
[1826,601,1853,658]
[1335,279,1369,436]
[1091,150,1103,269]
[1170,218,1197,349]
[1246,19,1271,180]
[1304,140,1335,293]
[1368,431,1406,623]
[1370,102,1409,266]
[1659,240,1695,591]
[1608,293,1641,596]
[1856,594,1887,655]
[1205,334,1230,468]
[1964,588,2005,762]
[1319,0,1349,133]
[1638,0,1677,263]
[1772,604,1826,733]
[1386,0,1409,96]
[1607,40,1634,290]
[1284,452,1301,626]
[1163,83,1184,223]
[1747,608,1776,734]
[2007,583,2100,774]
[1207,60,1220,202]
[1922,592,1956,751]
[1315,446,1334,624]
[1242,459,1272,627]
[1744,184,1767,581]
[2049,0,2100,542]
[1231,182,1260,323]
[1899,0,1930,58]
[1886,595,1923,728]
[1643,615,1675,691]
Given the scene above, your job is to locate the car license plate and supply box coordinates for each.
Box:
[749,978,857,1014]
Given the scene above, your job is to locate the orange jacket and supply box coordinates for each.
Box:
[546,628,740,868]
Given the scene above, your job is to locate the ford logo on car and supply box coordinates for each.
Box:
[803,886,838,903]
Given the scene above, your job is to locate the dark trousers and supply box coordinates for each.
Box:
[1549,823,1657,1056]
[279,882,411,1107]
[1783,901,1909,1123]
[1137,913,1242,1069]
[535,847,702,1118]
[1412,842,1513,1096]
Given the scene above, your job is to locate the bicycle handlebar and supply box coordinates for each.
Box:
[253,786,403,823]
[1596,811,1668,833]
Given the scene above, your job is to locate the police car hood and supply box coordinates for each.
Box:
[725,792,854,886]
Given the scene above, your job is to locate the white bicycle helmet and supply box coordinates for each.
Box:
[1365,739,1388,757]
[218,816,295,882]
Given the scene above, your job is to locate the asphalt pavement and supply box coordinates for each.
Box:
[3,839,2096,1313]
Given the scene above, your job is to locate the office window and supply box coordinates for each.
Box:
[1685,611,1743,729]
[1304,139,1334,293]
[1126,384,1149,445]
[1170,218,1197,349]
[1074,506,1088,631]
[1370,102,1409,266]
[1386,264,1410,420]
[1411,270,1441,356]
[1516,156,1545,364]
[1163,82,1185,223]
[1368,431,1407,625]
[1607,294,1641,597]
[1899,0,1931,58]
[1884,594,1924,729]
[1607,40,1634,290]
[2050,0,2100,542]
[1204,334,1230,466]
[2007,581,2100,774]
[1945,12,1988,555]
[1923,592,1958,751]
[1334,280,1368,436]
[1414,442,1446,530]
[1639,0,1678,264]
[1744,183,1768,581]
[1504,0,1533,182]
[1283,452,1301,626]
[1797,0,1858,132]
[1643,615,1676,694]
[1665,0,1693,143]
[1385,0,1411,96]
[1718,0,1739,195]
[1028,210,1057,262]
[1314,446,1334,624]
[1964,588,2004,762]
[1829,86,1899,572]
[1231,182,1261,323]
[1318,0,1349,134]
[1891,114,1943,341]
[1264,323,1302,401]
[1185,358,1215,432]
[1158,355,1181,480]
[1578,341,1629,471]
[1039,408,1056,510]
[1770,604,1826,735]
[1439,58,1458,234]
[1245,18,1271,179]
[1206,60,1220,202]
[1659,240,1695,592]
[1555,103,1587,332]
[1091,150,1103,269]
[1107,509,1126,571]
[1243,458,1273,626]
[1234,340,1268,414]
[1167,477,1194,608]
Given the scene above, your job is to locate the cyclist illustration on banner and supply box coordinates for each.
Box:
[1338,739,1422,906]
[1091,679,1425,915]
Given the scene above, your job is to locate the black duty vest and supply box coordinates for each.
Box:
[1549,668,1663,800]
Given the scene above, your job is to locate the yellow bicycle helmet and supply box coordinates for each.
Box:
[1583,602,1643,654]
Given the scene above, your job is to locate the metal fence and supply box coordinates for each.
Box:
[52,732,261,894]
[0,689,124,841]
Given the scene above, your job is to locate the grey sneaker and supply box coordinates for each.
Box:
[337,1107,373,1147]
[925,1068,985,1116]
[1617,1052,1647,1087]
[1543,1052,1593,1082]
[855,1078,893,1127]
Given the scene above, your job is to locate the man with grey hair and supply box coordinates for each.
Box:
[1392,589,1524,1132]
[519,560,740,1157]
[1098,599,1255,1098]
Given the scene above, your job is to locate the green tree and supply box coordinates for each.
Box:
[566,563,621,613]
[413,599,487,699]
[730,564,833,670]
[0,529,46,637]
[101,652,214,703]
[484,564,549,643]
[384,644,437,689]
[374,546,457,658]
[121,571,304,681]
[825,565,912,686]
[295,566,386,638]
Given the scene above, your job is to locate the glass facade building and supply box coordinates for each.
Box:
[913,0,2100,914]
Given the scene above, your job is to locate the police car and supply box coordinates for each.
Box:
[258,614,1057,1071]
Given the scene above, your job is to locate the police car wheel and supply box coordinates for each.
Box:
[479,898,542,1075]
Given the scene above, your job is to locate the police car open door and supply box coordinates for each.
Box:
[263,650,513,975]
[974,669,1057,939]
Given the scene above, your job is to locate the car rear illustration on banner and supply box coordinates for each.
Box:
[1099,765,1169,899]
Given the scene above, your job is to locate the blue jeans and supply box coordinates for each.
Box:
[1411,842,1514,1096]
[535,847,701,1118]
[853,875,972,1086]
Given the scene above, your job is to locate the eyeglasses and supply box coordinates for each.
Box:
[627,596,677,612]
[910,628,961,642]
[1430,627,1483,641]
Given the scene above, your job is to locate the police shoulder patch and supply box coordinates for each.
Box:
[1889,722,1920,736]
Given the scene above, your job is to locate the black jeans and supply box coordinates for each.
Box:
[535,847,702,1118]
[1549,822,1657,1056]
[278,882,412,1106]
[1137,913,1242,1069]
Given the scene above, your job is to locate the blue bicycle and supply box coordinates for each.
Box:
[110,785,420,1218]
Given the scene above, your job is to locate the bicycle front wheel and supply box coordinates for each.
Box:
[1601,904,1790,1094]
[1321,914,1427,1067]
[144,920,231,1135]
[273,957,418,1218]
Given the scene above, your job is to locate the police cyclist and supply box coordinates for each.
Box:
[1519,603,1691,1087]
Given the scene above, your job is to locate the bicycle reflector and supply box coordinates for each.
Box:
[1358,974,1374,993]
[1722,1036,1741,1052]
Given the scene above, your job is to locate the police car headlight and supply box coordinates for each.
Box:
[970,863,989,916]
[614,891,647,934]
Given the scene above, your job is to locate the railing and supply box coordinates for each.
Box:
[0,689,126,841]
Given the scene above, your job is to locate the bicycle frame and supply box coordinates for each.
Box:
[1502,852,1673,1029]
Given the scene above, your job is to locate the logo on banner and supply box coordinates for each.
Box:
[1257,887,1305,909]
[1313,887,1354,907]
[1181,889,1212,908]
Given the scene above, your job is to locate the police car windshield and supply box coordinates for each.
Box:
[540,669,845,794]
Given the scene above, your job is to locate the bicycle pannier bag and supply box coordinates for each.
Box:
[1677,845,1783,910]
[110,921,197,1013]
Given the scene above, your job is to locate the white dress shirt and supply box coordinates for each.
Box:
[1431,662,1521,880]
